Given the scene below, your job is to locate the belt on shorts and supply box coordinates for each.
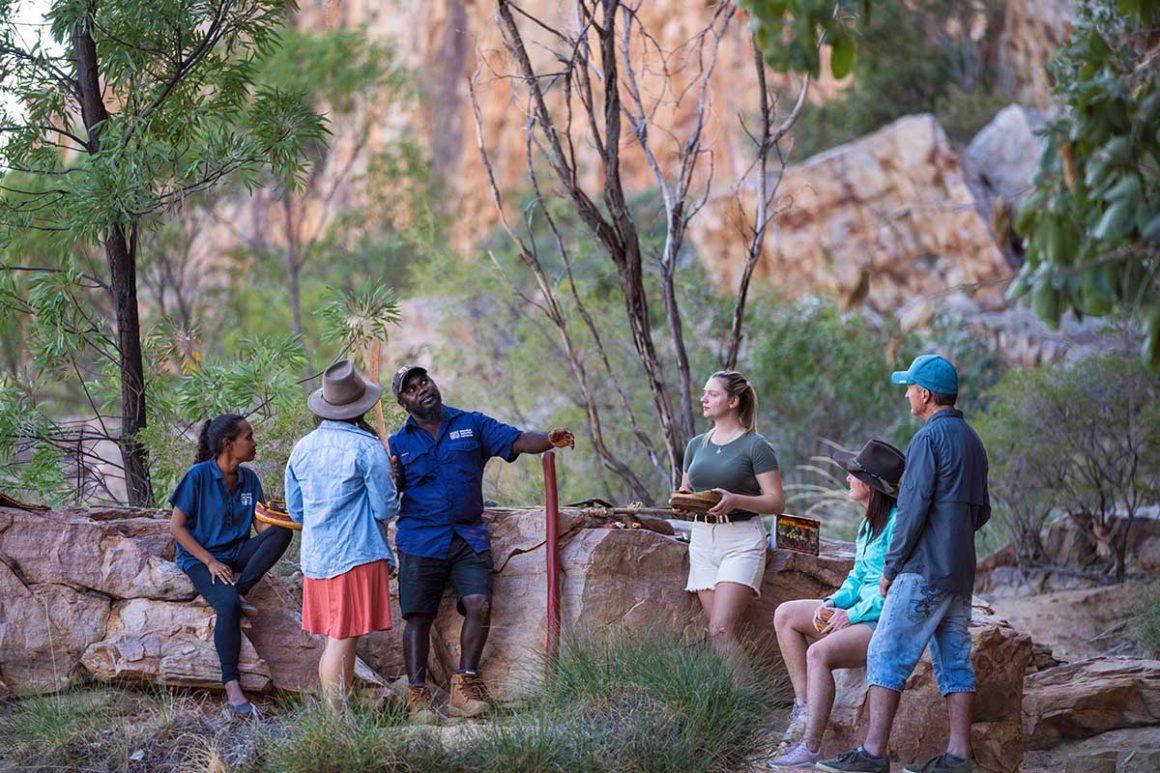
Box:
[689,512,755,525]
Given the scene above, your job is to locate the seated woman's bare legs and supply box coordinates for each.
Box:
[802,623,875,750]
[773,599,821,703]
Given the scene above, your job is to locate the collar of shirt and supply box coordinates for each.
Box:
[318,419,379,439]
[926,408,964,424]
[399,405,465,442]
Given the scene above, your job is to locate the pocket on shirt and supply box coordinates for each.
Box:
[404,450,436,485]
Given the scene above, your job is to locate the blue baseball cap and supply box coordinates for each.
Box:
[891,354,958,395]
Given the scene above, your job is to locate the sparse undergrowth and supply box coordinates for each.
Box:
[0,631,784,772]
[1137,585,1160,659]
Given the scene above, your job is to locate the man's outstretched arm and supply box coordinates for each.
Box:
[512,428,575,454]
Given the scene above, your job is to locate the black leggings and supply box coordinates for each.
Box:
[183,526,293,684]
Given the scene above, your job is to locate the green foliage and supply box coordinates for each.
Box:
[318,283,403,356]
[785,0,1006,159]
[934,86,1014,145]
[1138,585,1160,658]
[1012,1,1160,366]
[2,1,328,232]
[747,296,1004,473]
[976,353,1160,576]
[256,26,409,115]
[1,1,329,504]
[2,631,779,772]
[139,333,314,503]
[742,0,869,79]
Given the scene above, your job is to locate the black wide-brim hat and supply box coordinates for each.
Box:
[831,439,905,496]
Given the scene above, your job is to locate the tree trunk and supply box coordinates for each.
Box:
[283,198,312,383]
[75,17,153,506]
[106,226,154,506]
[659,232,695,439]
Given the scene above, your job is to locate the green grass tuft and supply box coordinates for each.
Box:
[0,688,124,769]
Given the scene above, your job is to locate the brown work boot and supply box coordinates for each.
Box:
[448,672,490,718]
[406,683,438,725]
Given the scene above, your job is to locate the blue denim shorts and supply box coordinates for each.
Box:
[866,573,975,695]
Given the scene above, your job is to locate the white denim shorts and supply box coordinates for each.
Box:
[685,517,767,596]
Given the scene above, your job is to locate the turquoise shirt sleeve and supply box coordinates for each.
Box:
[826,536,863,609]
[844,509,897,624]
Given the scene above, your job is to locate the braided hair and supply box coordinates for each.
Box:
[194,414,246,464]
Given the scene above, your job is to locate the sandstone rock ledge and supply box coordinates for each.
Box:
[2,505,1029,770]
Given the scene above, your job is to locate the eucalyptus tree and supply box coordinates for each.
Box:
[0,1,325,505]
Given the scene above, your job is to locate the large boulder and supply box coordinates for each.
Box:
[429,508,702,696]
[1,499,1034,771]
[691,114,1012,314]
[1023,657,1160,749]
[0,557,111,694]
[818,602,1032,773]
[964,105,1044,213]
[0,505,386,696]
[80,598,271,692]
[0,507,193,600]
[995,0,1075,110]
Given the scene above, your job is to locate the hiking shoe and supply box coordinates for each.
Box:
[226,701,257,720]
[406,684,438,725]
[448,672,490,718]
[783,700,808,742]
[903,753,974,772]
[239,599,259,618]
[816,746,890,773]
[767,739,822,768]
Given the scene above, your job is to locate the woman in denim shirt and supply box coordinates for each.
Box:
[285,360,398,711]
[767,440,905,769]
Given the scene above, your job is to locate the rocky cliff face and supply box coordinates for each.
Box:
[282,2,1073,323]
[157,2,1095,374]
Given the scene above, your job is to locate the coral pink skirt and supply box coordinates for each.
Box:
[302,559,393,638]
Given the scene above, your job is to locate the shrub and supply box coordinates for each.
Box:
[529,628,783,772]
[976,352,1160,577]
[1138,586,1160,658]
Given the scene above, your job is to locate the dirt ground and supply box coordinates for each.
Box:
[986,580,1158,661]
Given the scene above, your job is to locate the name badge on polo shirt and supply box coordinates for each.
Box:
[449,429,474,440]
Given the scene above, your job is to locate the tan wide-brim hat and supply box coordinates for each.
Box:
[307,360,383,420]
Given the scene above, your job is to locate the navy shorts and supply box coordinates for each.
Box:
[398,533,493,619]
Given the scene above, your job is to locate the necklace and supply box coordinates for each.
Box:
[710,428,743,454]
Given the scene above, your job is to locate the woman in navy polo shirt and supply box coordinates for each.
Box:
[170,413,292,718]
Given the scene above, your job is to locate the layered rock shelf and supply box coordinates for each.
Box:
[2,504,1036,770]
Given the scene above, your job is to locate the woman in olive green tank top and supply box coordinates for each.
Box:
[679,371,785,657]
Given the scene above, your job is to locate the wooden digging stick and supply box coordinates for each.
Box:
[367,338,391,457]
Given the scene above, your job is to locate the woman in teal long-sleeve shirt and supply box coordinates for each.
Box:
[767,439,905,770]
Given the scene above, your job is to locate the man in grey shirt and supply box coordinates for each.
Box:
[818,355,990,773]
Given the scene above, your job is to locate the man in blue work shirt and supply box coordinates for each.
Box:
[819,355,990,773]
[388,364,574,721]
